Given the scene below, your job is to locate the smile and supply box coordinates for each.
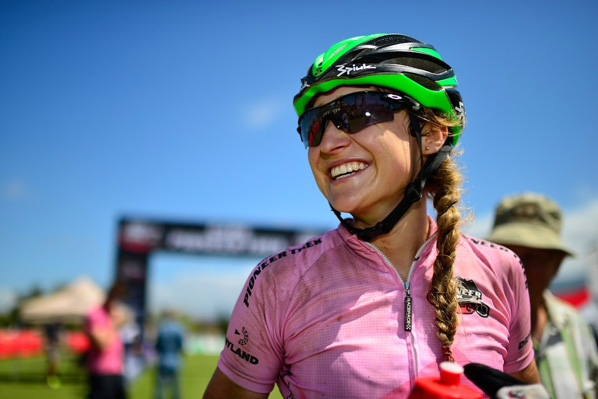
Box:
[330,162,367,180]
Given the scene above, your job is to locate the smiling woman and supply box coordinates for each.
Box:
[203,33,540,399]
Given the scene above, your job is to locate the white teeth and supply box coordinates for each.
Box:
[331,162,366,179]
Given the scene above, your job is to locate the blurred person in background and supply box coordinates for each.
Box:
[120,311,144,386]
[154,309,185,399]
[84,282,128,399]
[204,33,539,399]
[44,321,62,389]
[488,192,598,398]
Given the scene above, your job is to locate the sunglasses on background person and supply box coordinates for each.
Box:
[297,91,420,148]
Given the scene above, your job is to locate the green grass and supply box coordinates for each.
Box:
[0,353,87,398]
[0,353,284,398]
[130,354,283,399]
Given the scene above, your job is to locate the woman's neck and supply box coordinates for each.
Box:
[368,202,430,281]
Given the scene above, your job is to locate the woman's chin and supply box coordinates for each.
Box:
[330,204,372,227]
[329,201,357,216]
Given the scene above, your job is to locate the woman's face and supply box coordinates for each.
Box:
[307,86,420,227]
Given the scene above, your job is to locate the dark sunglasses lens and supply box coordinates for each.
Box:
[345,94,395,133]
[299,109,324,148]
[298,92,400,148]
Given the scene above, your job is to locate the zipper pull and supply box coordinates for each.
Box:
[404,282,412,331]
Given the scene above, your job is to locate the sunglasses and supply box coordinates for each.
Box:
[297,91,416,148]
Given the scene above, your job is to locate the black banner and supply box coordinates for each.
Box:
[117,218,322,256]
[114,217,325,337]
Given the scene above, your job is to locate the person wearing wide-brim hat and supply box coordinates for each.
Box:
[488,192,598,399]
[488,192,575,257]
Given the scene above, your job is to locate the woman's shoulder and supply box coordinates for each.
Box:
[456,233,525,283]
[239,228,349,310]
[455,234,529,310]
[459,233,520,263]
[249,227,346,279]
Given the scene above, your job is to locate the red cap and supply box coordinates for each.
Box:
[408,362,483,399]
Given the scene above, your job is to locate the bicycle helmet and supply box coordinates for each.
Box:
[294,34,466,241]
[293,33,465,144]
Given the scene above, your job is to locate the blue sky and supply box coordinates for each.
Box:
[1,1,597,320]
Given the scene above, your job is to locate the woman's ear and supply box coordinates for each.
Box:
[423,124,449,154]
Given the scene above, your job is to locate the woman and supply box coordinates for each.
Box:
[84,283,128,399]
[204,33,539,399]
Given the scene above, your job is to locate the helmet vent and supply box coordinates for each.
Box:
[370,34,421,47]
[380,55,449,74]
[404,73,442,91]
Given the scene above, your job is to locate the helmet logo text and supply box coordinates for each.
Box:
[336,63,376,77]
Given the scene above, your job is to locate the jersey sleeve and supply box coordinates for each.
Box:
[502,252,535,373]
[84,307,106,334]
[217,255,287,394]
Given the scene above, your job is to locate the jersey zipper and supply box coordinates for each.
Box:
[366,233,436,328]
[366,233,437,382]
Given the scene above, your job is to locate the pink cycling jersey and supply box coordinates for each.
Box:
[218,217,534,398]
[84,306,124,375]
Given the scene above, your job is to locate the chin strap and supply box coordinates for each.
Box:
[331,112,452,242]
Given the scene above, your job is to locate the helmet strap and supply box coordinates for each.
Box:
[330,112,451,241]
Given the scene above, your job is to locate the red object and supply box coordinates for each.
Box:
[66,331,90,353]
[0,329,43,359]
[0,331,16,359]
[409,362,482,399]
[18,330,42,356]
[554,287,591,308]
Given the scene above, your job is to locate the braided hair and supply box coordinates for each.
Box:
[419,110,466,362]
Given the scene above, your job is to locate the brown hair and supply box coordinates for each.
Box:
[420,109,466,362]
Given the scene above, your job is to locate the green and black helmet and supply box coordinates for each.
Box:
[293,33,465,145]
[294,34,466,241]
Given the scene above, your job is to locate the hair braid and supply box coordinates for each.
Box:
[425,153,463,362]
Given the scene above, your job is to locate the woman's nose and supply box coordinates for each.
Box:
[318,120,350,153]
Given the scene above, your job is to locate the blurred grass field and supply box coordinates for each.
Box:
[0,352,284,398]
